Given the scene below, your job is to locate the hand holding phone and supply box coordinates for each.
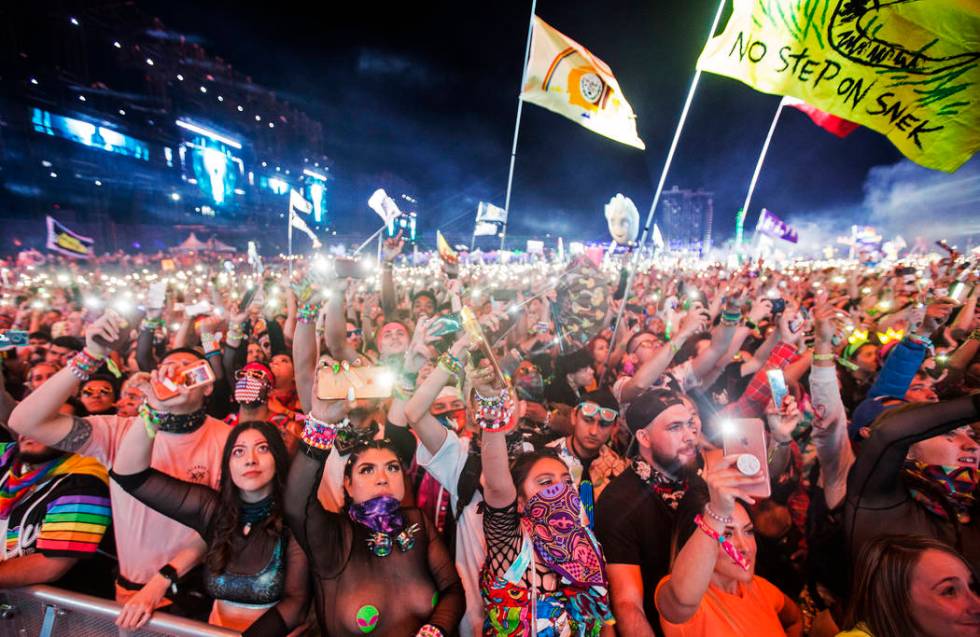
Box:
[151,360,215,401]
[721,418,771,499]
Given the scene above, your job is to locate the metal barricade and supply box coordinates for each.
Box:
[0,586,240,637]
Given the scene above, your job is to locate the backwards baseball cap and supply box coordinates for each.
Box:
[625,387,686,434]
[849,395,906,441]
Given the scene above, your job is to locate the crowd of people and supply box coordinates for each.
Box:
[0,235,978,637]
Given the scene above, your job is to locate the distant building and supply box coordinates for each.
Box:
[658,186,714,253]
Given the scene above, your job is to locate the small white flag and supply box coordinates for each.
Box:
[476,201,508,224]
[368,189,402,227]
[290,210,321,248]
[653,223,665,249]
[290,189,313,216]
[473,221,499,237]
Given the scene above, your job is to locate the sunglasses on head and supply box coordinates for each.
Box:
[235,369,270,382]
[577,402,618,425]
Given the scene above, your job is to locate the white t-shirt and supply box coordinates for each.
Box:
[416,430,485,637]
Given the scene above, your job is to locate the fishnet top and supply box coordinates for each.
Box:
[482,500,560,593]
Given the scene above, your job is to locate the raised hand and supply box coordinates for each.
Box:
[85,310,126,359]
[766,394,801,444]
[704,455,761,517]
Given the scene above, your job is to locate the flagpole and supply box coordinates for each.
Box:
[738,100,785,258]
[602,0,729,382]
[499,0,538,252]
[287,211,294,278]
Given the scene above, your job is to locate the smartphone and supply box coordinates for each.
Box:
[334,258,365,279]
[238,287,258,313]
[147,281,167,310]
[151,360,215,401]
[184,301,211,318]
[2,330,29,347]
[721,418,771,498]
[766,369,789,410]
[316,365,393,400]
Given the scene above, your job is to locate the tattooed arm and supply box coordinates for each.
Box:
[9,312,124,452]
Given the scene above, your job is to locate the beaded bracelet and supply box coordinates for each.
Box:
[474,389,515,433]
[68,348,103,381]
[703,504,734,525]
[138,401,160,439]
[302,414,346,451]
[296,303,321,324]
[694,514,750,571]
[437,352,463,377]
[416,624,445,637]
[970,328,980,342]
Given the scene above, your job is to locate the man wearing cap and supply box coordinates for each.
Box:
[594,387,703,637]
[547,387,628,529]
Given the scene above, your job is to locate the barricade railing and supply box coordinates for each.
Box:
[0,585,240,636]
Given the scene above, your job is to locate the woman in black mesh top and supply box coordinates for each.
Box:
[111,418,311,636]
[286,390,465,637]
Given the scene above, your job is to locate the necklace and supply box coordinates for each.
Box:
[240,495,273,536]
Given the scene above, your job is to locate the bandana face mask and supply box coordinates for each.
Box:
[904,461,980,524]
[234,376,269,409]
[523,480,607,588]
[433,408,467,432]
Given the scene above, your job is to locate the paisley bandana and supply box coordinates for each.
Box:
[234,376,269,408]
[904,461,979,524]
[348,495,406,535]
[522,481,607,588]
[632,458,688,511]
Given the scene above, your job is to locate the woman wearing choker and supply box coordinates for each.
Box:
[471,363,615,637]
[285,386,465,637]
[110,419,310,635]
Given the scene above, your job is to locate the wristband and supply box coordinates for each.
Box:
[296,303,321,324]
[813,353,836,361]
[474,389,515,433]
[68,349,102,381]
[138,401,160,439]
[694,514,751,571]
[301,414,346,451]
[437,352,463,377]
[158,564,179,595]
[744,319,758,331]
[970,328,980,342]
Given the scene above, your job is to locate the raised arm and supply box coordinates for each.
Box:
[620,310,708,404]
[471,363,516,508]
[404,335,470,454]
[422,513,466,636]
[848,394,980,510]
[9,312,124,449]
[809,303,855,510]
[656,458,759,625]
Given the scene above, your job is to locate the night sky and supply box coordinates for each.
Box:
[135,0,978,249]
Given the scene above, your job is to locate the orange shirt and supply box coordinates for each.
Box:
[655,574,787,637]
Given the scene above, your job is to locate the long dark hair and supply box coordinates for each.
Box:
[207,421,289,573]
[844,534,978,637]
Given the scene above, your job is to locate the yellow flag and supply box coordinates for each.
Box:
[697,0,980,172]
[522,16,645,149]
